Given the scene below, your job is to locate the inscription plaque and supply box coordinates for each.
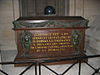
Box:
[30,29,83,58]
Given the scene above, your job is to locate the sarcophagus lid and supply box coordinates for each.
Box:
[13,16,88,29]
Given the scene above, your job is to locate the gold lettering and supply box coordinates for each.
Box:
[31,46,33,49]
[36,50,40,52]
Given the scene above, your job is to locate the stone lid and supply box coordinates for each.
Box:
[13,16,89,29]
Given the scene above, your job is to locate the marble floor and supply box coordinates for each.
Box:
[0,49,100,75]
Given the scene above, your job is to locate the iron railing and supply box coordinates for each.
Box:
[0,54,100,75]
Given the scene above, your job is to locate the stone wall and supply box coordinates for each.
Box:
[86,15,100,54]
[69,0,100,18]
[0,0,19,50]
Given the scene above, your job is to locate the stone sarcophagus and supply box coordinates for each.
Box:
[13,16,88,66]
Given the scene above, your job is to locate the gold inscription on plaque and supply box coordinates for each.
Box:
[31,32,73,52]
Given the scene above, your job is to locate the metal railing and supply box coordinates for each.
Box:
[0,54,100,75]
